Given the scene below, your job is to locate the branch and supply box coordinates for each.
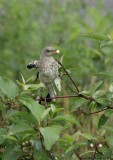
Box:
[56,59,79,93]
[86,106,113,116]
[93,148,97,160]
[36,95,95,102]
[74,150,83,160]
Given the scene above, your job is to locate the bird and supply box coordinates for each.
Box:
[27,47,60,101]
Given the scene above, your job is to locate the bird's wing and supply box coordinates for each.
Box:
[27,60,39,69]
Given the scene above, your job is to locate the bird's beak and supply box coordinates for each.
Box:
[51,49,60,54]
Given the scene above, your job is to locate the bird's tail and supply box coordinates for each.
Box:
[47,84,56,102]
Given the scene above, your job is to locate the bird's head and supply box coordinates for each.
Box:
[41,47,60,57]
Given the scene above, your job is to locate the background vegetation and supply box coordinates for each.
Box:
[1,0,113,159]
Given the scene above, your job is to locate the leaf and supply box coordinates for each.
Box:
[79,91,90,96]
[3,135,18,142]
[95,72,113,78]
[53,115,81,126]
[0,101,4,110]
[33,140,47,160]
[93,90,106,98]
[96,98,110,106]
[39,125,62,150]
[0,89,4,98]
[74,142,87,149]
[20,73,25,84]
[0,76,19,99]
[19,96,45,122]
[0,128,7,144]
[2,144,22,160]
[41,108,51,120]
[100,40,113,48]
[81,33,108,41]
[54,77,61,92]
[23,83,44,91]
[90,80,103,94]
[71,98,87,112]
[64,134,74,144]
[80,133,95,140]
[109,83,113,92]
[103,126,113,133]
[8,123,35,135]
[109,32,113,40]
[98,110,113,129]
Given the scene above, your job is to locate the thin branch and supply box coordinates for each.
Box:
[0,117,7,127]
[93,148,97,160]
[86,107,113,116]
[74,150,83,160]
[36,95,95,102]
[56,59,79,93]
[78,93,95,102]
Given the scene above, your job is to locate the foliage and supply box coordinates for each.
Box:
[1,57,113,159]
[1,0,113,159]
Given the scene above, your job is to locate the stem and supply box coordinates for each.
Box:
[74,150,83,160]
[86,107,113,116]
[56,59,79,93]
[93,148,97,160]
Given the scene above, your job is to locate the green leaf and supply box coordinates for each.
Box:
[90,80,103,94]
[2,144,22,160]
[0,128,7,144]
[3,135,18,142]
[71,98,87,112]
[53,115,81,126]
[54,76,61,91]
[23,83,44,91]
[0,101,4,110]
[96,98,110,106]
[41,108,51,120]
[100,40,113,48]
[98,110,113,129]
[64,134,74,144]
[80,133,95,140]
[81,33,108,41]
[79,91,90,96]
[39,125,62,150]
[93,90,106,98]
[74,142,87,148]
[19,96,45,122]
[109,83,113,92]
[33,140,47,160]
[103,126,113,133]
[8,123,35,135]
[95,72,113,78]
[0,76,19,99]
[20,73,25,84]
[0,89,4,98]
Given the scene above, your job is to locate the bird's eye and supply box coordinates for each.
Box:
[46,49,50,52]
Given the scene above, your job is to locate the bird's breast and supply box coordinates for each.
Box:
[38,57,59,84]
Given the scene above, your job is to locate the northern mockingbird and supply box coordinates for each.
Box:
[27,47,60,101]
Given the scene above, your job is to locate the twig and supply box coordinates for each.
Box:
[78,93,95,102]
[86,106,113,115]
[0,117,7,127]
[56,59,79,93]
[74,150,83,160]
[93,147,97,160]
[37,95,95,101]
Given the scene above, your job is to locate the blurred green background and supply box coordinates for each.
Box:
[0,0,113,85]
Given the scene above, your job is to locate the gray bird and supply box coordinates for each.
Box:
[27,47,60,101]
